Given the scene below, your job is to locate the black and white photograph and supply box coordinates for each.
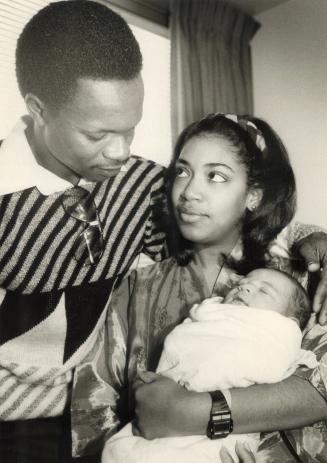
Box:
[0,1,326,462]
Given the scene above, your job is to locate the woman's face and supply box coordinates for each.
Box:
[172,135,256,252]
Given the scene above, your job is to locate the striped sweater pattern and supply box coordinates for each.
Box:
[0,155,166,420]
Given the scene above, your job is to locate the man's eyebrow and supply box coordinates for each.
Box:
[176,158,189,165]
[82,128,107,135]
[83,128,113,134]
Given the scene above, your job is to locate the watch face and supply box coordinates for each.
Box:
[211,415,233,439]
[209,415,233,439]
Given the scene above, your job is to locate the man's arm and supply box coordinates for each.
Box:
[132,373,327,439]
[272,223,327,324]
[295,232,327,322]
[142,165,168,262]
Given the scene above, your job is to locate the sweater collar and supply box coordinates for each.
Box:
[0,116,90,196]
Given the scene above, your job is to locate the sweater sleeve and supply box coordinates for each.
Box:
[142,167,168,262]
[71,275,133,457]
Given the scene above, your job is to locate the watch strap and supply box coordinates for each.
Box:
[207,390,233,439]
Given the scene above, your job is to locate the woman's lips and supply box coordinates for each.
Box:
[178,207,208,223]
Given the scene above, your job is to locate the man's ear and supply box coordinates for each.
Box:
[246,188,263,212]
[25,93,46,127]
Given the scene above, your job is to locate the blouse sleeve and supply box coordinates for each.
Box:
[257,324,327,461]
[71,275,134,458]
[295,323,327,402]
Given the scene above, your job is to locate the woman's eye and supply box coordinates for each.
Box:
[175,166,188,178]
[208,172,227,183]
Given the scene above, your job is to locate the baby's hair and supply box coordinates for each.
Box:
[284,273,311,330]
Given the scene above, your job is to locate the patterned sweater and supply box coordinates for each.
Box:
[0,121,166,421]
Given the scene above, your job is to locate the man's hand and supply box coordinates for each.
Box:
[220,442,256,462]
[132,371,210,439]
[297,232,327,324]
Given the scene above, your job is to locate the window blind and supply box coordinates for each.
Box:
[0,0,57,137]
[0,0,56,68]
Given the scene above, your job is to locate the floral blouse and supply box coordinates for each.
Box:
[71,254,327,462]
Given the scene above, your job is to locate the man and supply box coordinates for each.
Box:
[0,1,327,463]
[0,2,166,462]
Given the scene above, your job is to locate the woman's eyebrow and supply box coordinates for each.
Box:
[206,162,235,172]
[177,159,235,172]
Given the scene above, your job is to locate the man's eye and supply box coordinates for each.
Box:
[175,166,188,178]
[86,133,105,141]
[208,172,226,183]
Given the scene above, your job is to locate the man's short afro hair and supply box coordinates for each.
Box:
[16,0,142,108]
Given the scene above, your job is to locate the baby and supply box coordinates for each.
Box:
[102,268,317,463]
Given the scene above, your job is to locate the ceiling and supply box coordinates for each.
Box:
[145,0,290,16]
[108,0,291,31]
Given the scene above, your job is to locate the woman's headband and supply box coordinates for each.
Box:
[217,113,267,153]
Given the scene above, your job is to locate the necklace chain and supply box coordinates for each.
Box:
[210,256,226,297]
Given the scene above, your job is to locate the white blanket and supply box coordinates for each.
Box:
[103,299,317,463]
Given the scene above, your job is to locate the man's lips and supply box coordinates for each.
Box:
[97,162,127,174]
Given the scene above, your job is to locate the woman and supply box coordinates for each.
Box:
[72,114,327,462]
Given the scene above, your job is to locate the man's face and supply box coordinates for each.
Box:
[39,76,144,181]
[223,268,294,316]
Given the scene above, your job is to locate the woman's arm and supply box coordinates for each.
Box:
[132,373,327,439]
[231,374,327,433]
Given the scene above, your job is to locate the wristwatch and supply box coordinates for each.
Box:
[207,390,233,439]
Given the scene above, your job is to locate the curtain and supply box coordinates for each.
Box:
[170,0,260,143]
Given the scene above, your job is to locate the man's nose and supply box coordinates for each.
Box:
[102,135,130,162]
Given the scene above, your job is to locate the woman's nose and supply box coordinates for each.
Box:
[181,178,202,201]
[102,135,130,162]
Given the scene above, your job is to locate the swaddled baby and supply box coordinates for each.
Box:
[103,269,317,463]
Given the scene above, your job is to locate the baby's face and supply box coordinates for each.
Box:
[223,268,294,316]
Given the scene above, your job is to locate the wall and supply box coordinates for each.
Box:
[252,0,327,228]
[130,25,171,167]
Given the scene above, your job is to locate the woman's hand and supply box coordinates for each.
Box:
[132,371,210,439]
[220,442,256,462]
[297,232,327,324]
